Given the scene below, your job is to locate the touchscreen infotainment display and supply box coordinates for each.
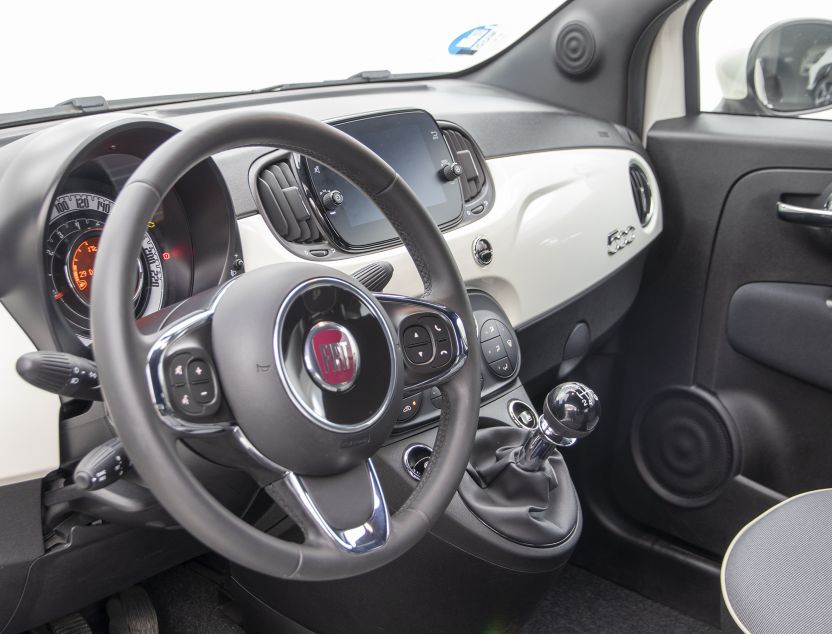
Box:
[305,110,463,248]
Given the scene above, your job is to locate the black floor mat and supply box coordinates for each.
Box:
[141,564,244,634]
[522,565,720,634]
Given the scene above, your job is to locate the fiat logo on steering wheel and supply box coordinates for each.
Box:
[303,321,361,392]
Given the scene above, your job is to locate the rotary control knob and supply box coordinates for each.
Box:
[441,162,463,181]
[321,189,344,211]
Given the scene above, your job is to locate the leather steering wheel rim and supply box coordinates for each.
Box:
[90,110,481,580]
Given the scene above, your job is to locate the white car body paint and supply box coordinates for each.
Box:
[240,147,662,328]
[0,304,60,486]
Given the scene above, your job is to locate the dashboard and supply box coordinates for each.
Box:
[0,79,663,633]
[0,78,661,490]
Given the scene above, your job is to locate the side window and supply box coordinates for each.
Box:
[699,0,832,118]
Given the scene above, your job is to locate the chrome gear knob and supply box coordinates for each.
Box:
[515,382,601,472]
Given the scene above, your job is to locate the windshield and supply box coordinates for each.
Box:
[3,2,562,119]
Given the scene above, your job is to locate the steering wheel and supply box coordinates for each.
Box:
[90,111,481,580]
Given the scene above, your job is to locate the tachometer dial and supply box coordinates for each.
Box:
[45,192,166,343]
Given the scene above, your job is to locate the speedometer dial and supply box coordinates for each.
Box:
[46,192,166,343]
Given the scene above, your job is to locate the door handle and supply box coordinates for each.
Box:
[777,201,832,227]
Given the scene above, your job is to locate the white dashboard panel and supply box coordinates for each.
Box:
[0,305,60,486]
[239,147,661,327]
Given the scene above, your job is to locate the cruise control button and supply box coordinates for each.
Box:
[481,337,506,363]
[404,342,433,365]
[188,359,211,384]
[488,357,514,379]
[403,326,429,347]
[422,317,449,341]
[479,319,499,342]
[193,381,216,404]
[431,338,453,368]
[168,354,191,387]
[172,385,201,415]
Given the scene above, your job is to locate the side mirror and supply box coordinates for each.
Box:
[747,19,832,114]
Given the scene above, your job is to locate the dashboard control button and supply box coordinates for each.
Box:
[321,189,344,211]
[441,162,463,181]
[431,338,453,368]
[172,385,201,415]
[430,386,442,408]
[479,319,500,342]
[398,393,423,423]
[422,316,450,341]
[496,321,519,366]
[472,237,493,266]
[403,325,429,347]
[471,204,485,215]
[193,381,216,404]
[404,342,433,365]
[168,354,191,387]
[188,359,211,384]
[488,357,513,379]
[481,337,506,363]
[309,249,330,258]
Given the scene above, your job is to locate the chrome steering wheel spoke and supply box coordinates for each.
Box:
[376,293,469,396]
[263,459,390,554]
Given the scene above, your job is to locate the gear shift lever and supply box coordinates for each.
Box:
[459,381,600,546]
[515,382,600,472]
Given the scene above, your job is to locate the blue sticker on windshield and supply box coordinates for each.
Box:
[449,25,497,56]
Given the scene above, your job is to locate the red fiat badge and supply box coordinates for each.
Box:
[303,321,360,392]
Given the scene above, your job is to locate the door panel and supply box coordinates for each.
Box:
[609,114,832,557]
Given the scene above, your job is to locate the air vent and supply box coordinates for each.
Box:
[443,129,486,202]
[256,161,323,243]
[629,164,653,226]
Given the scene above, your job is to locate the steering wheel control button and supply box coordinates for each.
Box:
[422,316,450,341]
[403,325,429,347]
[431,338,453,369]
[404,342,433,365]
[172,385,202,415]
[303,321,360,393]
[193,382,216,404]
[397,393,423,423]
[489,357,513,379]
[473,236,493,266]
[168,354,191,387]
[187,359,211,384]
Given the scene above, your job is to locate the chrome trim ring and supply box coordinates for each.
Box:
[402,443,433,482]
[274,277,399,434]
[507,399,538,430]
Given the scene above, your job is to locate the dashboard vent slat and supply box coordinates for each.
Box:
[256,161,323,244]
[629,164,653,227]
[443,129,486,202]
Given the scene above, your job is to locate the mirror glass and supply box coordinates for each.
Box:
[751,20,832,112]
